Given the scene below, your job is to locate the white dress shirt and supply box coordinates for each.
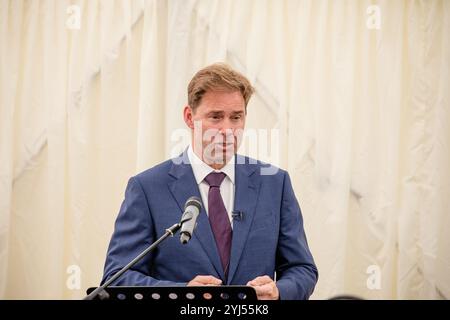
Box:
[187,145,235,227]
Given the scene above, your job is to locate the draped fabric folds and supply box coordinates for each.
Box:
[0,0,449,299]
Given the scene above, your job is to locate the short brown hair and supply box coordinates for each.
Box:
[187,63,254,112]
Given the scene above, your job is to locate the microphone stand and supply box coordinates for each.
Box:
[84,217,190,300]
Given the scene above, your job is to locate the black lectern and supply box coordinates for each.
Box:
[86,285,257,301]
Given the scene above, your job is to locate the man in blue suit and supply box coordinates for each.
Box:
[102,63,318,300]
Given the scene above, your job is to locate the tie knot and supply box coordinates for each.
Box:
[204,172,226,187]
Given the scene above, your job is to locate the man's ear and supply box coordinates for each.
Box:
[183,105,194,130]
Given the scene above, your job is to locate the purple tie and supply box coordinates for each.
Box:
[204,172,232,278]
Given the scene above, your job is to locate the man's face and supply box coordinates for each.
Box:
[184,90,246,169]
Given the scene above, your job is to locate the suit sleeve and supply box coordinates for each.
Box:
[101,176,186,287]
[275,171,318,299]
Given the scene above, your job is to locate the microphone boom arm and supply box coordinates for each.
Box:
[84,196,202,300]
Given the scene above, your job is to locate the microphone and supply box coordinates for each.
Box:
[180,196,202,244]
[232,211,244,221]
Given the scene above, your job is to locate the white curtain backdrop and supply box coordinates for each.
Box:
[1,0,449,299]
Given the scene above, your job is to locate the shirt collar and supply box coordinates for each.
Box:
[187,144,235,185]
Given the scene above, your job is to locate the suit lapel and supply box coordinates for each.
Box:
[168,152,224,279]
[227,155,260,284]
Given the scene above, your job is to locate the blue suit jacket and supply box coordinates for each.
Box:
[101,152,318,299]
